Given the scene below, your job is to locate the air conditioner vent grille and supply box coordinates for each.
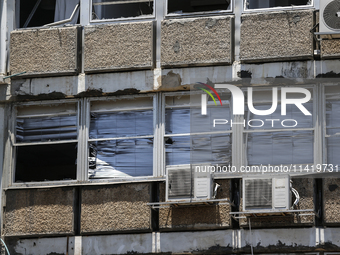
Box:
[323,0,340,30]
[244,179,272,209]
[168,168,192,198]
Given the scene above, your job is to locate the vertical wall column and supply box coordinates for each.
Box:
[0,0,7,77]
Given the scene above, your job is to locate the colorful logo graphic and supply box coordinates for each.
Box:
[195,82,223,106]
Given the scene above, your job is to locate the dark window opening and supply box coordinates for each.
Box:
[168,0,231,15]
[15,143,77,182]
[246,0,311,9]
[92,0,154,20]
[18,0,79,28]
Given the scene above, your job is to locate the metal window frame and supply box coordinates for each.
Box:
[322,83,340,166]
[163,91,233,176]
[242,0,315,13]
[165,0,233,18]
[89,0,156,24]
[241,85,318,173]
[86,94,157,182]
[10,99,81,188]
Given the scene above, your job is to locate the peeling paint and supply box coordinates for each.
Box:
[316,71,340,78]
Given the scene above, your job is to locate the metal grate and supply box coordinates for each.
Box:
[323,0,340,30]
[244,179,272,209]
[168,168,193,198]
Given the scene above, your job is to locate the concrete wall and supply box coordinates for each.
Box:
[4,187,74,236]
[161,16,234,67]
[10,27,80,77]
[323,178,340,225]
[84,22,153,73]
[159,179,231,230]
[321,39,340,59]
[240,10,314,63]
[6,227,340,254]
[81,183,151,234]
[240,178,314,227]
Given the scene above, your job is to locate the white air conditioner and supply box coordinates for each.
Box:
[320,0,340,37]
[166,165,213,202]
[242,176,291,212]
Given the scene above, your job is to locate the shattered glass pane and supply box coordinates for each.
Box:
[15,143,77,182]
[168,0,231,14]
[166,134,231,166]
[246,131,314,165]
[90,110,153,139]
[92,0,154,20]
[88,138,153,178]
[16,115,77,143]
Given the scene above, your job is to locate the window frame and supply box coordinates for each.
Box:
[242,0,315,13]
[241,85,319,177]
[10,99,81,187]
[89,0,156,24]
[165,0,233,18]
[163,91,233,178]
[85,94,159,183]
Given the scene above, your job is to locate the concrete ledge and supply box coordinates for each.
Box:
[240,10,314,63]
[161,16,234,68]
[321,39,340,59]
[81,183,152,233]
[4,188,74,236]
[10,26,80,77]
[84,22,153,73]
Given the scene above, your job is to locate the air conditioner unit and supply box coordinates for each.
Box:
[320,0,340,37]
[242,176,291,212]
[166,165,213,202]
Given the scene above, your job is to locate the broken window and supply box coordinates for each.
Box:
[14,103,78,182]
[244,89,314,166]
[245,0,312,10]
[91,0,154,21]
[165,94,232,166]
[167,0,231,15]
[17,0,79,28]
[88,97,154,179]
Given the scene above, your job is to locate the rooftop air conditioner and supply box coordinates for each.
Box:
[166,165,213,202]
[320,0,340,37]
[242,176,291,212]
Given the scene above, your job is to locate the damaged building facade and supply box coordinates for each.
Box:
[1,0,340,254]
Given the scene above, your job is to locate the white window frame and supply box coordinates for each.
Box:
[241,85,319,177]
[165,0,233,18]
[89,0,156,24]
[322,84,340,168]
[243,0,315,13]
[85,94,160,183]
[163,91,233,178]
[10,99,81,188]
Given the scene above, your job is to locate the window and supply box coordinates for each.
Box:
[17,0,79,28]
[164,93,232,167]
[325,85,340,166]
[244,88,315,167]
[91,0,154,21]
[244,0,312,11]
[14,102,78,182]
[88,96,154,179]
[167,0,231,15]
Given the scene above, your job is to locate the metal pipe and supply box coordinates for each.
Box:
[3,71,26,80]
[43,4,79,27]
